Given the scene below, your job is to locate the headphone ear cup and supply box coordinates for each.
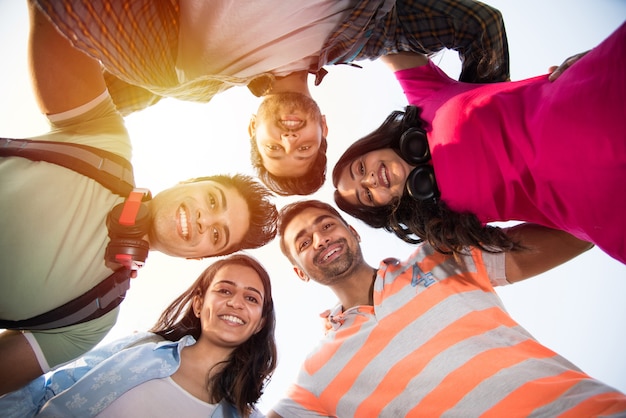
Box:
[106,202,151,239]
[105,237,150,267]
[399,127,430,165]
[105,200,152,269]
[405,165,439,201]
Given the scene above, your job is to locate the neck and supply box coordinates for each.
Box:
[268,70,311,96]
[171,338,234,403]
[186,337,236,375]
[331,263,377,310]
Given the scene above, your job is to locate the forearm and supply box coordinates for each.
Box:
[454,0,510,82]
[503,224,593,283]
[28,0,106,115]
[380,52,429,72]
[410,0,510,82]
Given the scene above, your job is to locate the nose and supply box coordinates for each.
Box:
[312,232,330,249]
[361,170,377,188]
[196,208,212,234]
[281,131,299,141]
[226,293,244,309]
[281,132,299,153]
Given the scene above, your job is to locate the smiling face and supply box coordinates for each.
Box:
[335,148,414,207]
[147,180,250,258]
[250,92,327,178]
[282,207,363,286]
[193,264,265,348]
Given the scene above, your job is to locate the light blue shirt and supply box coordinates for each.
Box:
[0,332,240,417]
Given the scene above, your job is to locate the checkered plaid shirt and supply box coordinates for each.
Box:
[35,0,509,115]
[327,0,510,83]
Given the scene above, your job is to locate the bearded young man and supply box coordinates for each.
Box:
[31,0,511,195]
[268,200,626,417]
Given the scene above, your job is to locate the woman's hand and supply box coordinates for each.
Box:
[548,50,590,81]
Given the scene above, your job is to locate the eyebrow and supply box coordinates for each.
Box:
[266,154,314,161]
[293,215,334,244]
[217,186,227,211]
[216,186,230,251]
[216,279,263,300]
[355,189,364,206]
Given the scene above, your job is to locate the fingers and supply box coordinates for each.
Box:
[548,66,563,82]
[548,51,590,82]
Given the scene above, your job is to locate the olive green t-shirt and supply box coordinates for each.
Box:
[0,93,130,368]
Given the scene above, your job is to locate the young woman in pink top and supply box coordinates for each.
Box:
[333,22,626,264]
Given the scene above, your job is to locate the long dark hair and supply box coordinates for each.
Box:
[332,105,520,255]
[150,254,277,416]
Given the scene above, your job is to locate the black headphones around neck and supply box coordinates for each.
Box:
[397,127,440,202]
[105,189,152,272]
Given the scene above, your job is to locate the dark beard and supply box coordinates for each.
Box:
[312,238,362,284]
[257,92,323,124]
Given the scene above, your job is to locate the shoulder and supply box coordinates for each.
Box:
[380,244,503,287]
[394,60,452,83]
[394,60,457,104]
[42,92,132,160]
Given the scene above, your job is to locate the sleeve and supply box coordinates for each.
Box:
[28,307,119,372]
[38,91,132,160]
[103,71,163,116]
[271,384,329,418]
[394,61,452,104]
[0,332,153,417]
[480,250,508,287]
[34,0,178,115]
[0,375,47,418]
[395,0,510,83]
[452,248,508,289]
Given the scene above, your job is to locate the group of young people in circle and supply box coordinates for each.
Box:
[2,0,625,416]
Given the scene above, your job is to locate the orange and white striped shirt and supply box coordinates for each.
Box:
[273,245,626,417]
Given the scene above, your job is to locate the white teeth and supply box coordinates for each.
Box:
[381,165,389,187]
[323,248,339,261]
[221,315,244,325]
[179,207,188,239]
[281,120,301,128]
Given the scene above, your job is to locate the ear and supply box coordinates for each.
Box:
[293,266,310,282]
[320,115,328,137]
[349,225,361,242]
[248,115,257,138]
[192,295,203,318]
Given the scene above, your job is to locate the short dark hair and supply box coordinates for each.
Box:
[277,199,348,264]
[184,174,277,255]
[250,135,327,196]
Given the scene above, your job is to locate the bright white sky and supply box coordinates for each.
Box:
[1,0,625,413]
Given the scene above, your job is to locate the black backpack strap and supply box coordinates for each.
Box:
[0,137,135,196]
[0,268,131,331]
[0,137,137,330]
